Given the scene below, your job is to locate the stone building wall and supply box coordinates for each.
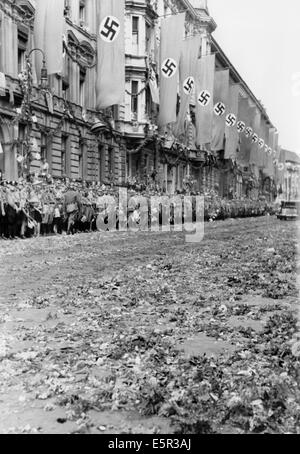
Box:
[0,0,126,184]
[0,0,282,200]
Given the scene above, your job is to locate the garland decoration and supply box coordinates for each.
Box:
[125,82,149,97]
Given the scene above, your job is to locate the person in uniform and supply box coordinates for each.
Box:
[63,183,82,235]
[0,182,7,239]
[6,183,19,239]
[18,181,28,239]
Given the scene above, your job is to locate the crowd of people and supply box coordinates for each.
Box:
[0,176,109,240]
[0,172,276,240]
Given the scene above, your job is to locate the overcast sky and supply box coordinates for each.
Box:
[208,0,300,153]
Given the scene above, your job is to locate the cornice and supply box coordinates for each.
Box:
[180,0,217,32]
[65,18,96,42]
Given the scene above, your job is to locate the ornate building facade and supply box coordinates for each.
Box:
[0,0,126,185]
[119,0,216,193]
[0,0,285,200]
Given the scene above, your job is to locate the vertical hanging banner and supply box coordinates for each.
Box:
[237,97,256,166]
[149,67,159,105]
[174,36,201,137]
[265,127,276,177]
[96,0,125,109]
[211,69,229,151]
[158,13,185,127]
[263,121,270,175]
[195,54,215,146]
[255,114,265,169]
[249,108,261,168]
[225,84,239,160]
[257,118,267,170]
[273,132,280,185]
[1,14,18,76]
[34,0,64,76]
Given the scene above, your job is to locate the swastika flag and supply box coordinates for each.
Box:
[161,58,178,78]
[174,36,201,138]
[249,109,261,167]
[225,84,240,160]
[183,77,195,95]
[99,16,121,43]
[96,0,125,109]
[158,13,185,127]
[265,127,276,177]
[260,120,270,172]
[237,97,256,166]
[195,54,216,146]
[211,69,229,152]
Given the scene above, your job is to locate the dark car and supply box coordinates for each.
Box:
[277,201,299,220]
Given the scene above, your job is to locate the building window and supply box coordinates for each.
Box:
[132,16,139,53]
[18,48,26,74]
[98,144,105,182]
[19,123,26,141]
[131,81,138,119]
[64,0,71,17]
[18,123,26,159]
[145,86,152,118]
[41,133,47,160]
[79,0,86,24]
[61,135,68,175]
[78,142,83,179]
[108,146,114,178]
[126,153,130,179]
[145,22,151,53]
[18,27,28,74]
[79,69,86,107]
[135,155,141,177]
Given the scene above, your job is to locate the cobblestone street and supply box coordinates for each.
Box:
[0,217,299,434]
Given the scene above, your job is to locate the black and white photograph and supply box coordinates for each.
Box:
[0,0,300,440]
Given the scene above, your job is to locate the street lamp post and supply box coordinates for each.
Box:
[25,48,48,89]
